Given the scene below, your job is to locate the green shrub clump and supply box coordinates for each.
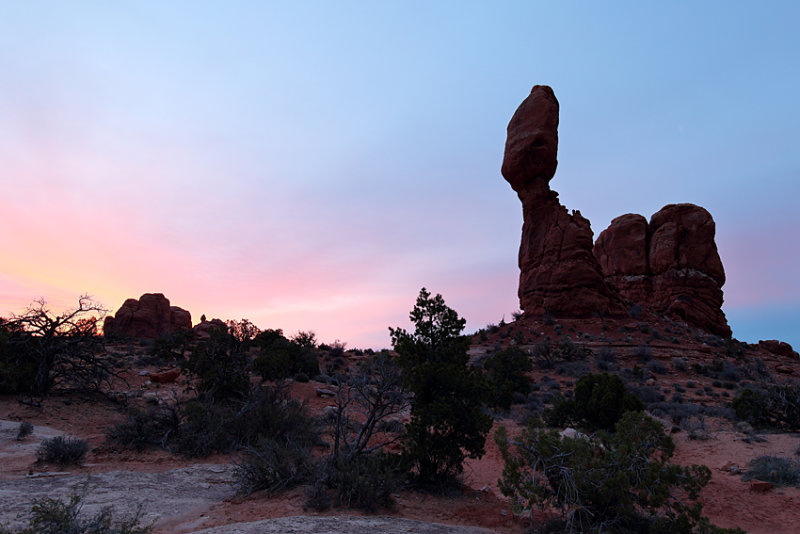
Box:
[496,412,744,533]
[253,329,320,382]
[483,346,532,409]
[545,372,643,431]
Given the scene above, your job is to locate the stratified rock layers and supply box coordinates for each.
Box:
[502,86,624,317]
[502,85,730,336]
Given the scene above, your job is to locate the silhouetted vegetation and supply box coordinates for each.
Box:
[390,288,491,487]
[483,346,532,409]
[0,297,123,398]
[252,329,320,382]
[544,373,643,431]
[182,326,250,401]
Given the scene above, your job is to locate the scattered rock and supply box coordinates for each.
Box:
[150,368,181,384]
[749,480,774,493]
[315,388,336,398]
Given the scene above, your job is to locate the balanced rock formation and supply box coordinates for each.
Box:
[502,85,624,317]
[103,293,192,339]
[594,204,730,337]
[502,85,730,336]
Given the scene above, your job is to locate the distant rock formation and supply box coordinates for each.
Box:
[501,85,625,317]
[193,318,227,340]
[594,204,731,337]
[758,340,799,359]
[502,85,730,336]
[103,293,192,339]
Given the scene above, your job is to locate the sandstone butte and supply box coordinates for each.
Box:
[103,292,192,339]
[502,85,731,337]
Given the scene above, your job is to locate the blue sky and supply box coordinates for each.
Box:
[1,1,798,350]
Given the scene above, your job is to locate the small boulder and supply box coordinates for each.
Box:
[150,368,181,384]
[749,480,773,493]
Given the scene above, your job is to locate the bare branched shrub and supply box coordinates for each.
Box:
[0,486,152,533]
[1,296,127,399]
[36,435,89,466]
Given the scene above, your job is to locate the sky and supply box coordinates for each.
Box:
[1,1,798,350]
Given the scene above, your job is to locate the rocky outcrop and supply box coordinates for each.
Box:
[502,85,730,336]
[103,293,192,339]
[193,318,227,340]
[758,340,799,359]
[594,204,730,337]
[502,85,624,317]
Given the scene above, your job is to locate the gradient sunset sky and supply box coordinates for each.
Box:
[2,2,798,350]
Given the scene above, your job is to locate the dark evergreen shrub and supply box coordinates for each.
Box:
[483,346,532,409]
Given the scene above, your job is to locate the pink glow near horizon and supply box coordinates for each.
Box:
[1,3,798,350]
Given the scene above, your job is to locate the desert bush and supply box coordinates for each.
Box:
[36,435,89,466]
[307,453,400,512]
[107,404,180,452]
[743,455,800,487]
[172,385,318,457]
[0,488,152,534]
[483,346,532,409]
[325,353,407,463]
[682,416,710,441]
[594,347,617,371]
[182,327,250,401]
[633,344,652,362]
[148,330,193,364]
[555,373,643,431]
[732,384,800,430]
[108,385,318,458]
[225,318,261,349]
[672,357,688,372]
[291,330,317,349]
[253,331,319,382]
[234,435,316,496]
[533,337,591,369]
[496,411,744,534]
[648,401,702,424]
[648,360,668,375]
[16,421,34,441]
[390,288,491,486]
